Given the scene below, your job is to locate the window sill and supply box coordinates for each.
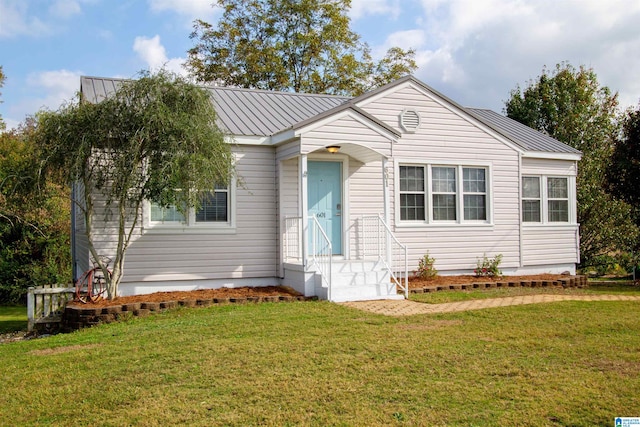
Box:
[395,221,494,229]
[143,225,236,235]
[522,223,577,229]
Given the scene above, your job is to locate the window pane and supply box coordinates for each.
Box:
[150,203,185,223]
[432,167,456,193]
[400,194,425,221]
[196,191,228,222]
[522,177,541,198]
[547,178,567,198]
[433,194,456,221]
[522,200,541,222]
[464,195,486,220]
[548,200,568,222]
[399,166,424,192]
[463,168,486,193]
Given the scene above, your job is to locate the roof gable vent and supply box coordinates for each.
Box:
[400,109,420,133]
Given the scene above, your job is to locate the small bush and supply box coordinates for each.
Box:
[414,253,438,280]
[474,254,502,278]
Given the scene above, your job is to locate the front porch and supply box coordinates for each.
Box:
[282,214,408,302]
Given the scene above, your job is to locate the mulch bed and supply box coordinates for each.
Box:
[67,285,303,308]
[408,274,569,289]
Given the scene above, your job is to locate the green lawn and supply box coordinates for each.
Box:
[0,305,27,334]
[1,295,639,426]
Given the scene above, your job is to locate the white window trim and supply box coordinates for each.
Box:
[143,179,237,234]
[395,161,493,227]
[522,175,576,226]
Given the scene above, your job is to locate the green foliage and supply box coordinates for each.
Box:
[187,0,417,96]
[505,62,639,267]
[414,252,437,279]
[0,123,71,303]
[0,65,5,130]
[33,70,233,299]
[607,105,640,228]
[474,254,502,277]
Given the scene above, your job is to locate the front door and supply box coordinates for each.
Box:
[308,161,342,255]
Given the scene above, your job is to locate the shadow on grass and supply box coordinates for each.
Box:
[0,306,27,334]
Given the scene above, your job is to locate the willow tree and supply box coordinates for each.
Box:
[187,0,416,96]
[34,71,232,299]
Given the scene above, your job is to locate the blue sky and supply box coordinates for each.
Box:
[1,0,640,130]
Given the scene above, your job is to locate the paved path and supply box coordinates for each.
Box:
[340,294,640,316]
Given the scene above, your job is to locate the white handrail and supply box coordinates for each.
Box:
[309,215,332,301]
[362,215,408,298]
[283,216,303,262]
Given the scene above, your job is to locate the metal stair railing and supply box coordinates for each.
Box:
[283,216,303,262]
[309,215,332,301]
[362,215,408,298]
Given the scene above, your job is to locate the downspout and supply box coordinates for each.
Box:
[518,152,524,268]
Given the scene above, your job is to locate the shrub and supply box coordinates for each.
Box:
[474,254,502,278]
[414,253,437,280]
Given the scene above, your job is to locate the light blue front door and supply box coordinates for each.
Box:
[308,161,342,255]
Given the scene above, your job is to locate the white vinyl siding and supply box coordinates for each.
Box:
[88,145,278,283]
[359,82,520,272]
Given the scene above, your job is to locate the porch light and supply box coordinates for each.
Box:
[326,145,341,154]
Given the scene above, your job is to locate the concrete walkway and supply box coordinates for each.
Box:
[340,294,640,316]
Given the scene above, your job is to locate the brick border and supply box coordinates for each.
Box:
[62,295,317,332]
[409,275,587,295]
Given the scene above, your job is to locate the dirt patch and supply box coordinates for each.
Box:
[408,274,568,289]
[29,344,101,356]
[67,285,302,308]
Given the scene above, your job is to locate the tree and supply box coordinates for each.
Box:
[0,120,71,303]
[187,0,417,96]
[0,66,5,130]
[34,71,233,300]
[505,63,639,268]
[608,105,640,223]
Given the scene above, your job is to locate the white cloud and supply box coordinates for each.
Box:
[49,0,82,18]
[0,1,51,37]
[133,35,187,76]
[373,29,428,59]
[3,69,82,129]
[350,0,401,20]
[147,0,218,23]
[407,0,640,110]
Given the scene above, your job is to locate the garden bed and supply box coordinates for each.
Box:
[408,274,586,293]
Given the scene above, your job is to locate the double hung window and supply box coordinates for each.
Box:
[398,164,489,224]
[148,182,233,231]
[521,176,570,223]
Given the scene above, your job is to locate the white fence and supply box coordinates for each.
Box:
[27,284,75,332]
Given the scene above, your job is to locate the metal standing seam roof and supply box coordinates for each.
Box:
[466,108,582,155]
[207,86,349,136]
[79,75,580,156]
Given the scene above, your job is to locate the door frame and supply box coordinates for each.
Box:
[305,153,349,259]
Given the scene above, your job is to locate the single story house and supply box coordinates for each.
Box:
[75,75,581,302]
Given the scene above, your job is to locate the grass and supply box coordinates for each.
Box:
[1,295,639,426]
[0,305,27,334]
[410,282,640,304]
